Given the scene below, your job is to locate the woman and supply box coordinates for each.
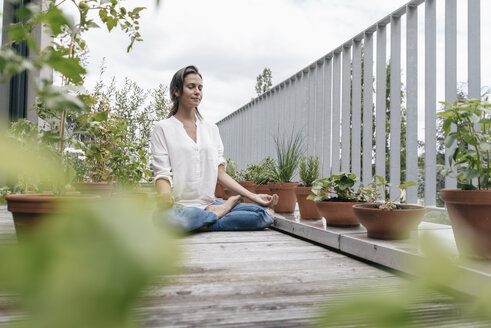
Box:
[151,65,278,232]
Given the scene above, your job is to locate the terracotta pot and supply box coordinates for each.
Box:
[73,182,114,197]
[5,193,100,238]
[215,182,224,198]
[253,184,271,195]
[315,201,365,226]
[295,186,321,219]
[440,189,491,259]
[268,182,299,213]
[353,204,425,239]
[239,181,255,203]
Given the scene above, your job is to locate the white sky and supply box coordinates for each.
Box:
[1,0,490,126]
[81,0,415,123]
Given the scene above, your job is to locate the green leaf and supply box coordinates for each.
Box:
[444,134,457,148]
[45,50,86,84]
[43,6,71,36]
[93,111,109,122]
[7,23,28,42]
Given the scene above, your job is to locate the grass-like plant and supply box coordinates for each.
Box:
[271,131,304,182]
[299,155,320,187]
[438,98,491,190]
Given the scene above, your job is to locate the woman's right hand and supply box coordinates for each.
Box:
[158,193,175,210]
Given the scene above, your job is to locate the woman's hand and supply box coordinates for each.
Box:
[251,193,279,207]
[158,193,175,210]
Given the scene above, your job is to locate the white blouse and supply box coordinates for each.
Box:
[150,116,226,209]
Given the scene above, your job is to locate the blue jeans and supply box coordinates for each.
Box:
[154,202,274,232]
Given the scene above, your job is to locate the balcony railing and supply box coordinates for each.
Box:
[216,0,484,207]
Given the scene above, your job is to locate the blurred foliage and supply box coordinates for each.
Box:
[0,198,179,328]
[314,233,491,327]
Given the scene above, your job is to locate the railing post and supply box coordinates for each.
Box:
[332,50,342,175]
[323,57,333,178]
[375,24,387,181]
[362,32,374,187]
[389,15,402,200]
[352,39,362,185]
[406,3,419,203]
[425,0,437,206]
[341,45,352,173]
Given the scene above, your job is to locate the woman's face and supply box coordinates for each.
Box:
[176,73,203,109]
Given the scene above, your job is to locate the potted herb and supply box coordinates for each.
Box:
[438,98,491,259]
[222,158,239,200]
[352,176,425,239]
[308,173,369,226]
[268,131,304,213]
[295,156,321,219]
[251,158,276,195]
[237,165,258,204]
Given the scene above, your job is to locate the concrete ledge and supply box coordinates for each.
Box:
[271,214,491,297]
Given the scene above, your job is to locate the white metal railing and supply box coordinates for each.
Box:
[216,0,483,207]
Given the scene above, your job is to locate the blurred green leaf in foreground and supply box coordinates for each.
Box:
[314,233,491,327]
[0,198,179,328]
[0,135,180,328]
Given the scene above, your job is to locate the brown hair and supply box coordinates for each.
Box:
[167,65,203,119]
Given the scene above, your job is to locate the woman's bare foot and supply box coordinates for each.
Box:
[265,194,279,217]
[206,195,242,219]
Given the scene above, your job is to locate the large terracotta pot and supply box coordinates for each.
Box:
[315,201,365,226]
[239,181,255,203]
[253,184,271,195]
[215,182,224,198]
[353,204,425,239]
[268,182,299,213]
[440,189,491,259]
[5,193,100,238]
[295,186,321,219]
[73,182,114,197]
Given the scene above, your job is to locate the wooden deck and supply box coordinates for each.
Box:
[1,206,491,327]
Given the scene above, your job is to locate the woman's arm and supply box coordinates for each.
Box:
[217,165,277,207]
[156,178,174,208]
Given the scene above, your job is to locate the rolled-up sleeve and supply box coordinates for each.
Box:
[150,124,173,186]
[215,125,226,168]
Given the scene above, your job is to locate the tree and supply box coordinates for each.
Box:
[255,67,272,96]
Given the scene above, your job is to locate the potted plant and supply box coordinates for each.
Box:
[222,158,239,200]
[249,158,276,196]
[1,121,100,238]
[237,165,257,203]
[268,131,304,213]
[295,156,321,219]
[438,98,491,259]
[352,176,425,239]
[308,173,369,226]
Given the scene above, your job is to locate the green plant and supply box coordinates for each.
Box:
[299,155,320,187]
[225,158,238,179]
[438,98,491,190]
[270,131,304,182]
[368,175,419,210]
[237,165,255,181]
[308,172,370,202]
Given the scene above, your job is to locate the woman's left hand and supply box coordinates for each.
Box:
[251,193,279,207]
